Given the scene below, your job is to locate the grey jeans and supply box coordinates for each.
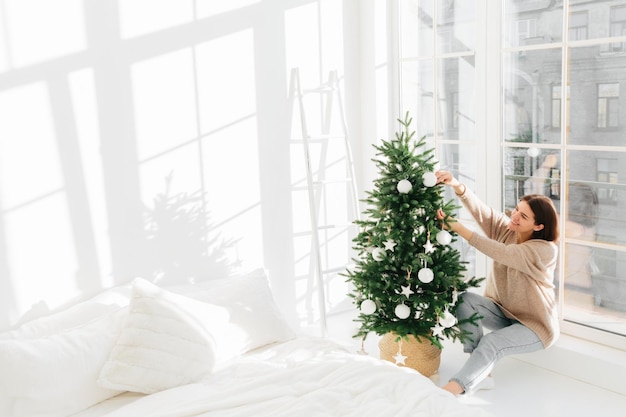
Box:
[450,292,544,393]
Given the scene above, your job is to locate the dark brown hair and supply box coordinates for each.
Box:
[521,194,559,242]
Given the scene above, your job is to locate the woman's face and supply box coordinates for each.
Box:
[508,200,543,234]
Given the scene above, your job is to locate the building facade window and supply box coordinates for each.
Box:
[596,157,619,203]
[514,19,537,46]
[597,82,620,128]
[610,4,626,51]
[569,11,588,41]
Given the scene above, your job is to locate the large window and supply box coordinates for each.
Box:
[399,0,626,349]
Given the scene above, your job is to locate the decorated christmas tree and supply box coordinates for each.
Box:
[345,113,483,356]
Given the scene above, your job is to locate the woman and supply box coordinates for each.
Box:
[435,170,560,396]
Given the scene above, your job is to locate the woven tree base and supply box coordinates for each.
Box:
[379,332,441,377]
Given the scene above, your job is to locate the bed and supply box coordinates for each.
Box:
[0,269,493,417]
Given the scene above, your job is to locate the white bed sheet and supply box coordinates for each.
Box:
[76,337,493,417]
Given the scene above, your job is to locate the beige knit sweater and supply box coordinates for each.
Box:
[458,187,560,348]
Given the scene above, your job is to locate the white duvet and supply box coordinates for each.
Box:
[95,337,492,417]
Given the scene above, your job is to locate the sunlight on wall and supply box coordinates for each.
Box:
[139,146,203,209]
[202,119,263,269]
[3,0,85,67]
[0,83,61,208]
[131,28,263,272]
[69,68,113,287]
[285,4,321,92]
[0,0,364,333]
[196,0,260,19]
[132,48,199,161]
[118,0,194,39]
[195,30,257,133]
[195,30,262,268]
[5,196,77,321]
[0,83,78,319]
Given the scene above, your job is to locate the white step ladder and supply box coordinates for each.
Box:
[288,68,360,337]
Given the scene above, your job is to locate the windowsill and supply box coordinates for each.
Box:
[511,333,626,396]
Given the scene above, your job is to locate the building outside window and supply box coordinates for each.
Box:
[569,11,588,41]
[596,157,619,203]
[514,19,537,46]
[610,4,626,51]
[597,82,620,128]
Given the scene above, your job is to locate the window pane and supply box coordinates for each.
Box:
[568,150,625,245]
[439,56,475,140]
[563,244,626,337]
[400,59,435,140]
[400,60,420,129]
[436,142,478,279]
[400,0,434,57]
[503,0,563,47]
[437,0,475,53]
[503,147,560,209]
[503,49,563,145]
[569,46,623,144]
[438,142,478,197]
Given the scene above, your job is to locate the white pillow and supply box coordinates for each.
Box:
[0,285,131,340]
[0,309,127,417]
[98,270,295,394]
[169,268,296,364]
[97,278,222,394]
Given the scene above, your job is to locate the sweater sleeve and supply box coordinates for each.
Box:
[469,233,558,284]
[457,187,509,240]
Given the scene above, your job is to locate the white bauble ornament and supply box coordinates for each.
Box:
[436,229,452,245]
[397,179,412,194]
[372,247,386,261]
[440,309,457,328]
[395,304,411,319]
[360,299,377,315]
[422,172,437,187]
[418,267,434,283]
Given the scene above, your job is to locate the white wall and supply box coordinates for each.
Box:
[0,0,392,331]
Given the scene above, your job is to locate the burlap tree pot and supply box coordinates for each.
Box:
[379,332,441,377]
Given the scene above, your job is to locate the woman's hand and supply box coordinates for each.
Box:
[437,208,455,231]
[435,170,465,196]
[435,170,457,186]
[436,208,473,241]
[436,208,450,227]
